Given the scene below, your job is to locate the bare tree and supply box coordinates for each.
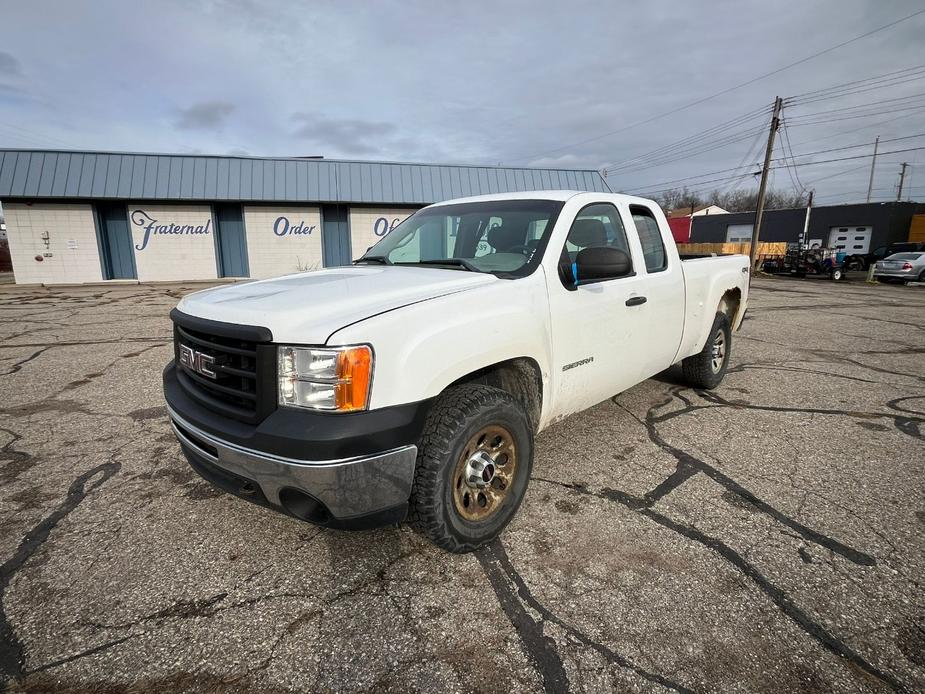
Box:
[656,187,806,214]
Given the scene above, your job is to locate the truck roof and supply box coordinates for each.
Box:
[427,190,657,207]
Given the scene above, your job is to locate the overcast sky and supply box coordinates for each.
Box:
[1,0,924,205]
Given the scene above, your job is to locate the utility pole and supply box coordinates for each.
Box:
[748,96,783,277]
[896,162,908,201]
[801,189,814,248]
[865,135,880,202]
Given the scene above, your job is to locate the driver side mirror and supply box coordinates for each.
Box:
[572,247,633,284]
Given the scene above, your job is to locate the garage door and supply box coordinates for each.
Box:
[828,226,871,253]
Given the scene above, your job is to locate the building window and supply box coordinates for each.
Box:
[725,224,753,243]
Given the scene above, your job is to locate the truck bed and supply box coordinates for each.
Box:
[676,253,750,361]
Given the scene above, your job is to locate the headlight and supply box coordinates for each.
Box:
[278,345,373,412]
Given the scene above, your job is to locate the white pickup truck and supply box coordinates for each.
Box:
[164,191,749,552]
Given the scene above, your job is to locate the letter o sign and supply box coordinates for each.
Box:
[373,217,390,237]
[273,216,290,236]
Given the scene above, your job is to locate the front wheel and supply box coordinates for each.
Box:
[682,312,731,390]
[409,384,533,553]
[831,267,844,281]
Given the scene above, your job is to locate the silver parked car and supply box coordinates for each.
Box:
[873,252,925,284]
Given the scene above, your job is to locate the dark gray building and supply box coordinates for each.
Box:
[690,201,925,254]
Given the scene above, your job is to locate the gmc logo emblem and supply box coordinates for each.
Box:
[179,344,216,379]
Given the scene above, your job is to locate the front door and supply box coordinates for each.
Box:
[214,204,249,277]
[96,204,136,280]
[547,202,651,418]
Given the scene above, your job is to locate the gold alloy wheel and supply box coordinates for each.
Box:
[452,424,518,522]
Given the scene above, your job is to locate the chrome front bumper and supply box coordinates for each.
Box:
[167,405,418,523]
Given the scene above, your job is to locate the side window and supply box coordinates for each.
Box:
[563,203,631,261]
[630,206,667,273]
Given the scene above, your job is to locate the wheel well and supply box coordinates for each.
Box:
[718,287,742,326]
[448,357,543,433]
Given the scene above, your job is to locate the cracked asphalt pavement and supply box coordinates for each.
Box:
[0,277,922,693]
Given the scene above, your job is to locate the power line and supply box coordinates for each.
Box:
[787,91,925,120]
[769,145,925,169]
[600,105,771,174]
[786,68,925,106]
[786,100,925,125]
[717,125,771,195]
[801,163,870,186]
[510,7,925,164]
[785,106,925,151]
[627,146,925,198]
[786,64,925,100]
[773,132,925,162]
[629,170,764,197]
[778,117,807,194]
[603,125,768,177]
[623,133,925,192]
[609,75,925,182]
[786,103,925,127]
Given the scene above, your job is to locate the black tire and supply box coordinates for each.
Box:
[831,267,843,281]
[681,312,731,390]
[409,384,533,553]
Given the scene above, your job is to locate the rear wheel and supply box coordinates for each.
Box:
[409,384,533,553]
[831,267,844,281]
[682,312,731,390]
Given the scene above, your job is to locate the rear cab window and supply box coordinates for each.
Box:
[629,205,667,273]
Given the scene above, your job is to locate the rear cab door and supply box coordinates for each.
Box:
[622,201,686,375]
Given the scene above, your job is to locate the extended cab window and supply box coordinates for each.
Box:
[630,206,667,273]
[563,203,631,261]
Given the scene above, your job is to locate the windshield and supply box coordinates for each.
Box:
[359,199,565,278]
[886,252,922,261]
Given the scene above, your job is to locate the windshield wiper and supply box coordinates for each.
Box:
[354,255,393,266]
[413,258,480,272]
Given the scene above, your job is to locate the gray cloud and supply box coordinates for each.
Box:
[0,0,922,203]
[174,100,235,130]
[0,51,21,76]
[291,113,397,156]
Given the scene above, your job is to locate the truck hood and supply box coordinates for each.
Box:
[176,266,498,344]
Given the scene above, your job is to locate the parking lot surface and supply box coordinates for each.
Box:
[0,277,922,693]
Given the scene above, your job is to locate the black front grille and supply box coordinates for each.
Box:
[171,310,275,424]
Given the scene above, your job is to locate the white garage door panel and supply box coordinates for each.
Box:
[828,226,871,253]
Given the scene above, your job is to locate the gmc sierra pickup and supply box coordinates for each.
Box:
[164,191,749,552]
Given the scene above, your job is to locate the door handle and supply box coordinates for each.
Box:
[625,296,647,306]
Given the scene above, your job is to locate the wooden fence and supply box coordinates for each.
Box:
[676,242,788,257]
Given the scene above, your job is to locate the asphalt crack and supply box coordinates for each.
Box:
[477,540,694,693]
[0,462,121,682]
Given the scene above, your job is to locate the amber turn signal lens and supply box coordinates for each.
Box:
[334,346,373,411]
